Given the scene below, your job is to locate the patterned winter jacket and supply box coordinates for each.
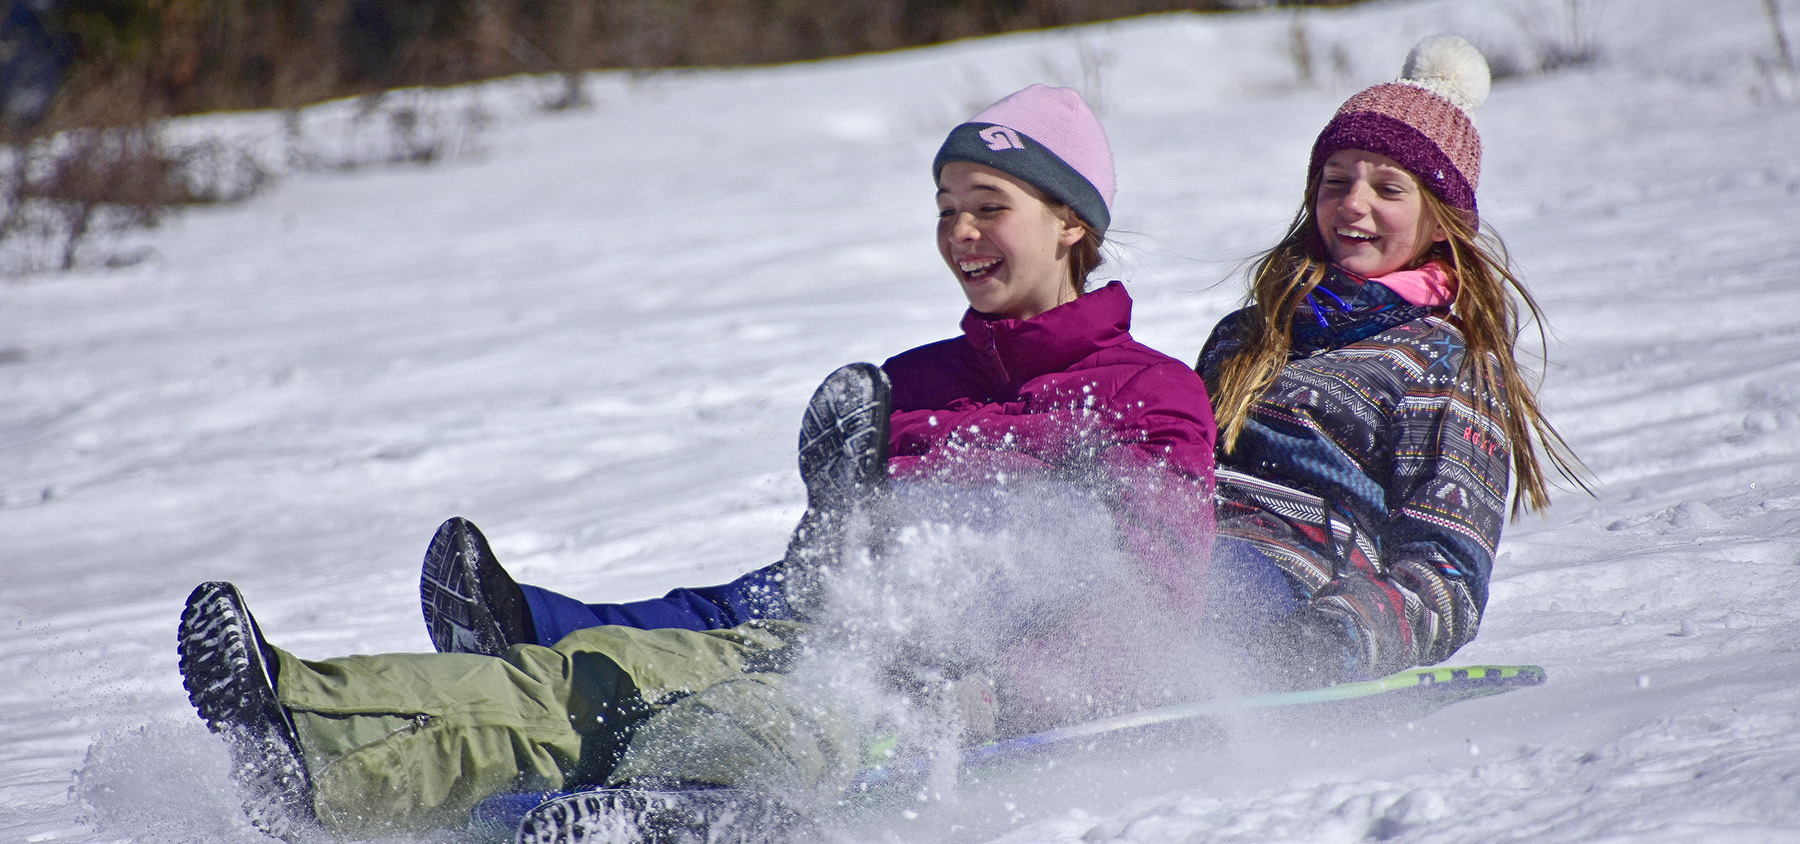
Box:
[1196,267,1510,674]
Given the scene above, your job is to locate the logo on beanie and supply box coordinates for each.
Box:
[978,126,1024,151]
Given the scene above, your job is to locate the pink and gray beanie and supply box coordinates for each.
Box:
[1310,36,1491,220]
[933,84,1116,235]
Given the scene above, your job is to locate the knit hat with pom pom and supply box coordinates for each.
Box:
[1310,35,1491,219]
[935,84,1115,235]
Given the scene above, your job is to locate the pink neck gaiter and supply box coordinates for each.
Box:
[1370,261,1457,307]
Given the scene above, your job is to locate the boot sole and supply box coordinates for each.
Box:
[515,787,817,844]
[420,517,509,656]
[797,362,891,510]
[177,581,315,841]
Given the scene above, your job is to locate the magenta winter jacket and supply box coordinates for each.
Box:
[879,281,1218,728]
[554,282,1218,726]
[882,281,1215,484]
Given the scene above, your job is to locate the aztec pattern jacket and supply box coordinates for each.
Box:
[1196,266,1510,675]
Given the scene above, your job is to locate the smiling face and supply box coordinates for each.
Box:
[1314,149,1448,278]
[936,161,1087,321]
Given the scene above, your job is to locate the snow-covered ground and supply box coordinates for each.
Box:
[6,0,1800,840]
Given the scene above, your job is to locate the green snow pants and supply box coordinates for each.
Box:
[270,620,861,837]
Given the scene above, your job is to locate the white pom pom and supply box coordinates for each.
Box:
[1401,35,1490,112]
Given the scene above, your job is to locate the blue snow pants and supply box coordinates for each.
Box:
[521,560,795,646]
[521,538,1298,645]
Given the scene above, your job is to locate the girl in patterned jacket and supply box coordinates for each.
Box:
[173,84,1219,839]
[1197,36,1582,689]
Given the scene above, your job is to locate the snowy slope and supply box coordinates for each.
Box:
[6,0,1800,841]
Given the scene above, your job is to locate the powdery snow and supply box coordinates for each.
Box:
[5,0,1800,841]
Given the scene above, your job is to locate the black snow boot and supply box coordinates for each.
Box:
[176,581,317,842]
[796,362,892,514]
[514,785,819,844]
[783,363,891,609]
[420,516,537,656]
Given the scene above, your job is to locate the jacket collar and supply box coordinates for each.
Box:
[1290,266,1443,356]
[959,280,1133,386]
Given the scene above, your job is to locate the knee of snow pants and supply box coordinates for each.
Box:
[608,669,865,812]
[270,620,805,836]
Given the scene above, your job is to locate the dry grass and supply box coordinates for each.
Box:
[3,0,1350,275]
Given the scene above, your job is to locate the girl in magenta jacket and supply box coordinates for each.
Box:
[424,84,1218,661]
[174,85,1222,839]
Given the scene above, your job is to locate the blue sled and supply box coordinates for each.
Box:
[472,664,1545,836]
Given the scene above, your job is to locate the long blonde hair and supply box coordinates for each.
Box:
[1208,176,1585,516]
